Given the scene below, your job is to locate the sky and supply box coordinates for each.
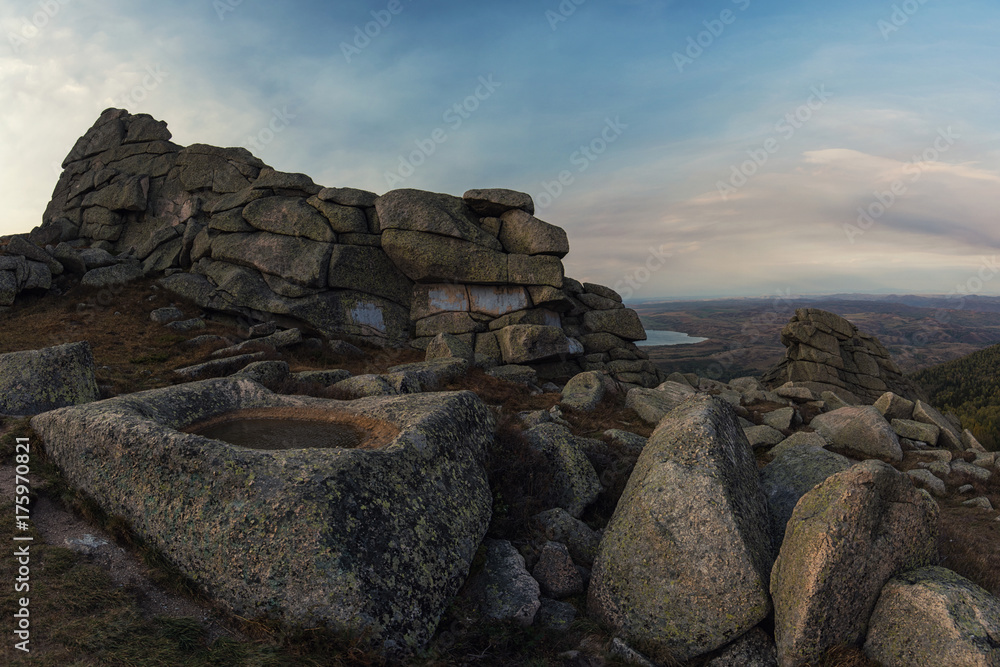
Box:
[1,0,998,300]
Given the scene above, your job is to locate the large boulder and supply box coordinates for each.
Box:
[588,395,773,663]
[759,446,852,554]
[0,341,100,415]
[771,460,939,667]
[864,566,1000,666]
[381,229,508,284]
[523,423,601,518]
[625,381,696,425]
[30,380,494,652]
[462,188,534,217]
[375,189,501,250]
[809,405,903,463]
[912,400,963,450]
[497,209,569,258]
[211,232,331,288]
[583,308,647,342]
[496,325,574,365]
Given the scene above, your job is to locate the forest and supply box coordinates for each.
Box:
[911,342,1000,451]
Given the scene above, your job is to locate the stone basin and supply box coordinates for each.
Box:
[183,406,399,451]
[31,377,494,652]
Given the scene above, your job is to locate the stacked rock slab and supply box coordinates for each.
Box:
[28,109,660,386]
[761,308,925,404]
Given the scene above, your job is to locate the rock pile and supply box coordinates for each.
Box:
[3,109,662,387]
[761,308,926,403]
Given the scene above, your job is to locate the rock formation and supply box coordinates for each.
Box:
[5,108,662,387]
[761,308,926,403]
[30,378,495,651]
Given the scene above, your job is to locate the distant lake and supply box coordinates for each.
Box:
[636,330,709,347]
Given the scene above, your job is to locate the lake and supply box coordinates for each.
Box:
[636,330,709,346]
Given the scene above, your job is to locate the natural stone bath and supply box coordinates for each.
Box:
[31,377,495,652]
[184,406,399,451]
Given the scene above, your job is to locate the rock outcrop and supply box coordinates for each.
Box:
[761,308,926,404]
[10,109,663,387]
[30,378,494,652]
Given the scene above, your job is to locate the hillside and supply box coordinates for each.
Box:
[634,296,1000,381]
[911,343,1000,450]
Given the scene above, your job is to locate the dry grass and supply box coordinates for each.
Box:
[804,645,880,667]
[0,278,237,395]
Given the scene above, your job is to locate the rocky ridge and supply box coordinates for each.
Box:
[1,109,661,389]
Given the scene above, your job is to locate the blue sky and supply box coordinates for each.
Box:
[2,0,998,299]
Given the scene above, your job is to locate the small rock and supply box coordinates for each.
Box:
[328,339,365,358]
[561,371,606,412]
[775,383,816,402]
[891,418,940,446]
[957,484,975,494]
[874,391,915,421]
[962,496,994,511]
[247,321,277,338]
[537,598,577,631]
[906,469,946,498]
[293,369,352,386]
[762,407,796,431]
[487,364,538,385]
[150,306,184,324]
[951,460,991,483]
[232,360,290,390]
[469,539,541,626]
[533,541,584,599]
[425,332,474,363]
[166,317,206,333]
[744,425,785,450]
[533,508,602,566]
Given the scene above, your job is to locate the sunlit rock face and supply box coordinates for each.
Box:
[20,109,663,386]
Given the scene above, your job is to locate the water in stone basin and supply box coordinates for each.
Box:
[193,417,364,451]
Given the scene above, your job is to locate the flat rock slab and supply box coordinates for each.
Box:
[0,341,99,415]
[588,395,773,663]
[771,460,939,667]
[30,379,494,653]
[809,405,903,463]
